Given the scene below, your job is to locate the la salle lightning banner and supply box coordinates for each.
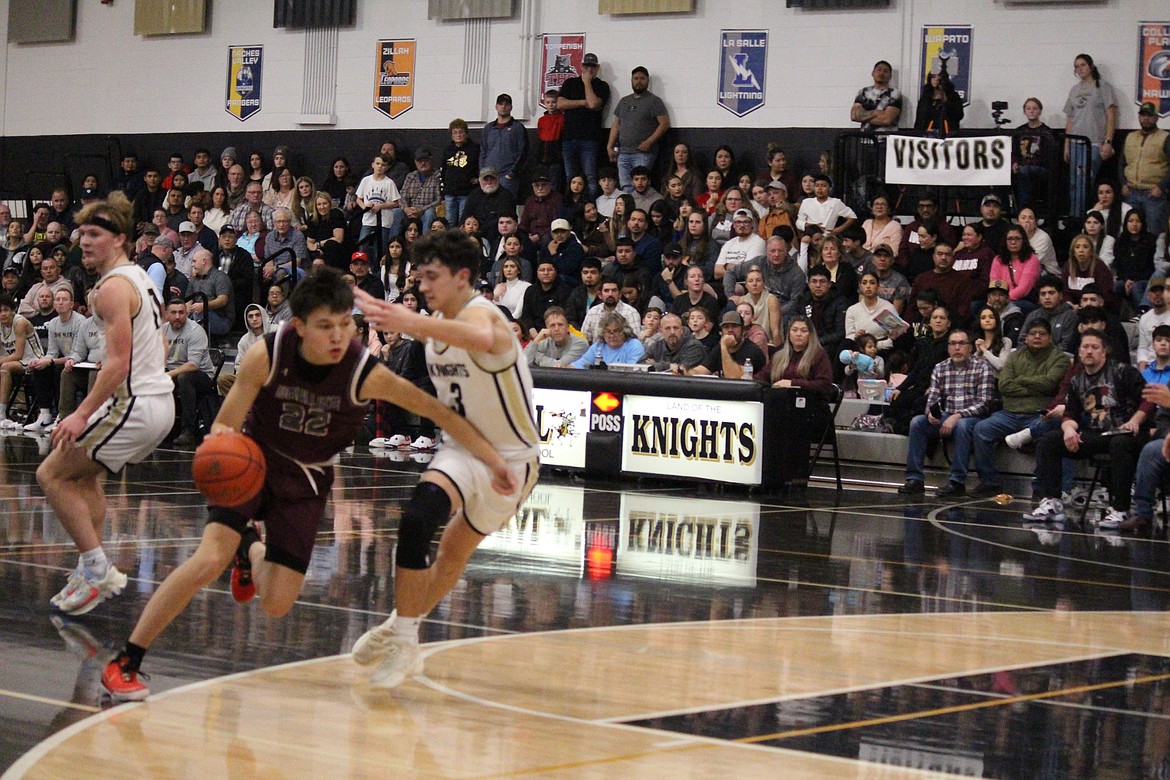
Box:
[375,39,415,119]
[226,45,262,121]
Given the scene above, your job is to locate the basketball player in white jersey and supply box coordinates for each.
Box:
[352,230,541,689]
[37,193,174,615]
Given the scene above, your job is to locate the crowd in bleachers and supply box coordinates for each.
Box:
[1,51,1169,523]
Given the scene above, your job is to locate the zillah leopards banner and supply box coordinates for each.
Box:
[375,39,416,119]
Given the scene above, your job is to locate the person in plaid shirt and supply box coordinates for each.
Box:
[899,328,997,496]
[397,149,443,233]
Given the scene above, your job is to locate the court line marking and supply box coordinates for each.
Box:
[0,690,101,713]
[912,680,1170,720]
[4,613,1160,779]
[926,503,1170,575]
[592,648,1122,724]
[742,670,1170,743]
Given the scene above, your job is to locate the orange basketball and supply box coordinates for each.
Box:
[192,431,266,507]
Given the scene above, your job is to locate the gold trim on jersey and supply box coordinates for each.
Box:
[494,367,538,446]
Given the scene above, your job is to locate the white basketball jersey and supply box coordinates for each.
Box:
[425,295,539,460]
[92,263,173,398]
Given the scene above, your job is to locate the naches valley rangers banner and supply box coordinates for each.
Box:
[226,45,262,121]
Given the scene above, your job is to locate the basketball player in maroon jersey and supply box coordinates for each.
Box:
[101,268,513,701]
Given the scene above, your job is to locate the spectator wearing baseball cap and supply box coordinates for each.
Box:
[557,53,611,199]
[349,249,385,300]
[537,218,585,285]
[758,179,796,241]
[1137,275,1170,370]
[690,310,769,382]
[715,208,767,285]
[977,192,1010,255]
[398,147,442,233]
[463,165,517,244]
[1120,101,1170,239]
[520,173,562,246]
[480,91,529,197]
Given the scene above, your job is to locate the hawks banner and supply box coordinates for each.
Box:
[718,30,767,117]
[540,34,585,98]
[1138,22,1170,117]
[920,25,972,107]
[375,39,415,119]
[226,45,262,121]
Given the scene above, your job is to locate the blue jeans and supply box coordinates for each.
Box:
[973,410,1041,486]
[499,172,521,198]
[1014,164,1048,209]
[617,150,657,192]
[905,413,980,484]
[563,138,602,199]
[1133,437,1168,521]
[1115,278,1149,313]
[1068,142,1102,215]
[1125,188,1169,240]
[443,195,468,227]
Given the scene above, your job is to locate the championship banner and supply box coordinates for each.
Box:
[225,45,262,122]
[919,25,973,106]
[718,30,767,117]
[884,134,1010,187]
[540,33,585,98]
[621,395,763,484]
[1138,22,1170,117]
[374,39,415,119]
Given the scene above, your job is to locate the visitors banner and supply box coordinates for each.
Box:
[884,135,1011,186]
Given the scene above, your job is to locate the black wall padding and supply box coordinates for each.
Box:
[273,0,356,29]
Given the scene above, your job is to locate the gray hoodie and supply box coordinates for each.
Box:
[233,303,270,373]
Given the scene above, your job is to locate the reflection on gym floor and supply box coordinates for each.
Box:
[3,433,1170,777]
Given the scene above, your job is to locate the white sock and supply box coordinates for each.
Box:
[393,615,422,641]
[80,547,109,578]
[37,409,51,424]
[0,404,7,419]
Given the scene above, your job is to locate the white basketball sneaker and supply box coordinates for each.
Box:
[352,610,398,666]
[369,638,423,690]
[55,565,128,616]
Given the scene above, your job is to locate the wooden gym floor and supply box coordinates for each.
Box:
[2,433,1170,778]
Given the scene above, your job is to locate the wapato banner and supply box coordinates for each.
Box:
[884,134,1011,186]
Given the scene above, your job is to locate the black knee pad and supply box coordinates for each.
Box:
[395,481,451,570]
